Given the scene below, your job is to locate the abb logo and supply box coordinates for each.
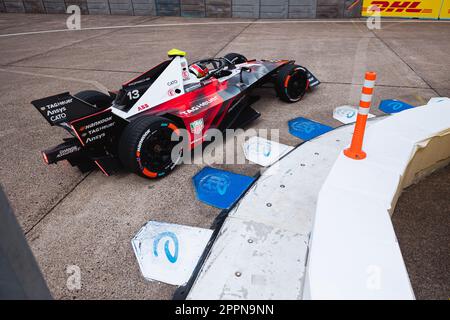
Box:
[138,103,149,111]
[368,1,430,13]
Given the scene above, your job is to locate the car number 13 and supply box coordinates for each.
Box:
[127,90,140,100]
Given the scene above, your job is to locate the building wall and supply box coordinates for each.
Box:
[0,0,363,17]
[86,0,110,14]
[132,0,155,15]
[206,0,231,17]
[4,0,25,12]
[43,0,67,13]
[23,0,45,13]
[63,0,88,14]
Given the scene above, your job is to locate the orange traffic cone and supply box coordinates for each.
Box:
[344,71,377,160]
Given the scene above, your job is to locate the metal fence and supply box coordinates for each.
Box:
[0,0,362,17]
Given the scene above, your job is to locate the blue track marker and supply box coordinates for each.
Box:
[288,117,333,140]
[379,99,414,114]
[193,167,255,209]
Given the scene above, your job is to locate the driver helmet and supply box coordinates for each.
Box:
[189,63,209,78]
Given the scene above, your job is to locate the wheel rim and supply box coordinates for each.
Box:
[140,126,178,173]
[287,70,308,101]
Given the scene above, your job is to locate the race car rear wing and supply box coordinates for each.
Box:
[32,92,128,175]
[31,92,98,126]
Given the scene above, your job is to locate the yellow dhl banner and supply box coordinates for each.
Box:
[362,0,441,19]
[440,0,450,18]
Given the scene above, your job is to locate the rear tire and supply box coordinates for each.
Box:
[74,90,113,109]
[275,64,309,103]
[224,53,247,65]
[118,116,182,179]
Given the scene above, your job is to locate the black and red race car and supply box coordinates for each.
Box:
[31,49,319,179]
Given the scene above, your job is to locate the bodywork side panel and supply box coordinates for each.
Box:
[128,60,290,147]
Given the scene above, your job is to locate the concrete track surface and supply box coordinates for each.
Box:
[0,14,448,299]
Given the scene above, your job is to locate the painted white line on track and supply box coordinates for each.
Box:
[0,19,449,38]
[0,68,109,93]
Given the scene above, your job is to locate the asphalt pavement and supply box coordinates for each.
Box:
[0,14,448,299]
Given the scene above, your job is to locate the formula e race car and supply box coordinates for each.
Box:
[32,49,319,179]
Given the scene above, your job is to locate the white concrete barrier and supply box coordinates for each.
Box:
[305,100,450,299]
[187,99,450,300]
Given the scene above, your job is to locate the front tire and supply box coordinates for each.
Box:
[118,116,182,179]
[275,64,309,103]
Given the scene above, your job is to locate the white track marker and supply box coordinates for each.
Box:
[333,105,374,125]
[132,221,212,286]
[243,136,293,167]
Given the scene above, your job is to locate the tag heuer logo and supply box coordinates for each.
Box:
[190,119,204,135]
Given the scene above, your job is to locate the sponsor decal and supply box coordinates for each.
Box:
[87,122,115,135]
[86,133,106,143]
[78,115,115,144]
[43,98,73,110]
[362,0,440,18]
[189,119,204,135]
[179,96,219,116]
[182,70,189,80]
[168,89,176,97]
[40,98,74,122]
[167,80,178,86]
[84,116,112,130]
[56,145,80,159]
[138,103,150,111]
[47,107,66,116]
[199,173,231,196]
[440,0,450,18]
[137,129,152,156]
[49,111,67,122]
[153,231,179,263]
